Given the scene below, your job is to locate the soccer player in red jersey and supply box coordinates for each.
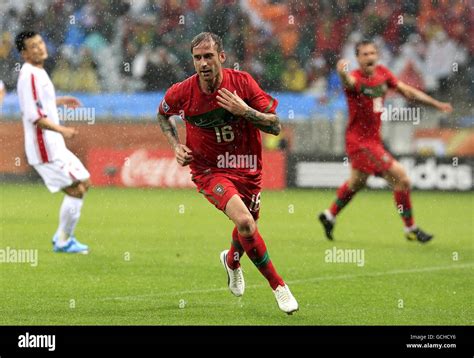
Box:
[157,32,298,314]
[319,39,453,242]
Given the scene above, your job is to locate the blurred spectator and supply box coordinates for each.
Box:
[373,35,393,66]
[0,8,21,36]
[326,69,343,98]
[281,58,307,92]
[52,55,100,92]
[467,57,474,99]
[0,32,13,61]
[392,34,426,91]
[341,31,363,71]
[292,0,316,61]
[315,5,350,68]
[142,47,185,91]
[305,53,327,97]
[83,31,109,61]
[204,0,234,39]
[425,30,467,92]
[259,37,284,91]
[75,55,101,92]
[51,57,76,92]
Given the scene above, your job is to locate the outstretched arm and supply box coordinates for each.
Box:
[157,113,193,166]
[396,81,453,113]
[56,96,82,108]
[36,117,77,138]
[0,85,5,106]
[216,88,281,135]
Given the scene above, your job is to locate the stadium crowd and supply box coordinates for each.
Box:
[0,0,472,96]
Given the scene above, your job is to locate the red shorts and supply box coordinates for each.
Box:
[348,144,394,176]
[192,172,262,220]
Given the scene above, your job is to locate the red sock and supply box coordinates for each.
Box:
[330,181,357,217]
[227,226,245,269]
[394,190,415,228]
[237,228,284,290]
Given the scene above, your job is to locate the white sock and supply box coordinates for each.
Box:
[55,195,84,245]
[324,209,335,223]
[404,225,418,234]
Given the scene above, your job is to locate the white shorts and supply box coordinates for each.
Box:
[33,149,90,193]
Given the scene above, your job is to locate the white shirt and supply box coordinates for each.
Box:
[17,62,66,165]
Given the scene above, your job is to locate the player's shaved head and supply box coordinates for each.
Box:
[191,32,224,53]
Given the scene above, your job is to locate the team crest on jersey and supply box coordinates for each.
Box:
[186,107,238,128]
[361,84,387,98]
[161,99,170,113]
[213,184,225,196]
[382,153,390,163]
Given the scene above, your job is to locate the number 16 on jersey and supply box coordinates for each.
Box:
[214,125,235,143]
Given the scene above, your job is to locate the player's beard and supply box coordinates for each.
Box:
[201,68,221,93]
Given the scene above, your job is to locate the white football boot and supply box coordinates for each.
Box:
[220,250,245,297]
[273,284,299,314]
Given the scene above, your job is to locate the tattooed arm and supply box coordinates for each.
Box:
[157,113,179,147]
[242,108,281,135]
[157,113,193,166]
[216,88,281,136]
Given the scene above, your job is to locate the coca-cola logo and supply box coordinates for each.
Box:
[121,149,193,187]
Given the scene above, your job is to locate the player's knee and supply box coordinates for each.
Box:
[81,181,90,193]
[353,182,365,191]
[348,178,365,191]
[235,213,256,237]
[64,186,80,199]
[73,190,84,199]
[397,176,411,190]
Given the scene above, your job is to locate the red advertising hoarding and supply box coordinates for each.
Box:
[87,148,286,189]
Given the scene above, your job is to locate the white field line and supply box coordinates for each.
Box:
[100,262,473,302]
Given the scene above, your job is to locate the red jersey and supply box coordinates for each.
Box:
[158,68,278,178]
[344,65,398,153]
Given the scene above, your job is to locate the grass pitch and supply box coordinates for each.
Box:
[0,184,472,325]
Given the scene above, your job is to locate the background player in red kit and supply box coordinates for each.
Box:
[319,39,453,242]
[157,32,298,314]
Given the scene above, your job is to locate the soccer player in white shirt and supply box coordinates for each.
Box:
[16,31,90,254]
[0,79,5,109]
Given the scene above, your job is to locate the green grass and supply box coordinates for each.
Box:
[0,184,472,325]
